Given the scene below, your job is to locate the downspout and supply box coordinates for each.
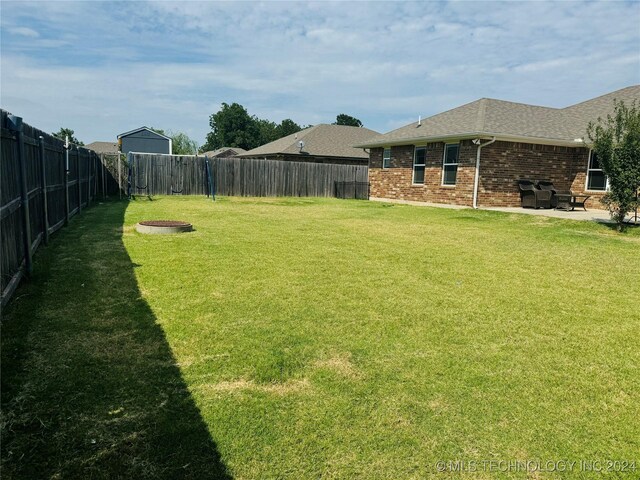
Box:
[473,137,496,209]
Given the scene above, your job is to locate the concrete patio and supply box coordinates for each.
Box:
[370,197,616,223]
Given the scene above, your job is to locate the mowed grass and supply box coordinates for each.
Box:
[2,196,639,479]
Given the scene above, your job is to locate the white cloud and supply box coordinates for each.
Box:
[9,26,39,38]
[0,0,638,145]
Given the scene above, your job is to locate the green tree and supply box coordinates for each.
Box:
[149,127,166,136]
[52,127,84,146]
[149,127,197,154]
[256,118,279,146]
[202,103,260,151]
[202,104,304,151]
[587,100,640,230]
[276,118,302,138]
[333,114,363,127]
[170,131,198,155]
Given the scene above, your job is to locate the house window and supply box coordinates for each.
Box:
[442,143,459,186]
[383,148,391,169]
[413,147,426,184]
[586,151,607,191]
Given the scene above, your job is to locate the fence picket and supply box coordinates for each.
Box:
[1,109,104,310]
[126,153,368,199]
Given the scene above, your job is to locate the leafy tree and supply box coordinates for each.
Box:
[587,100,640,230]
[256,118,279,146]
[201,103,304,151]
[149,127,197,154]
[149,127,166,136]
[52,127,84,146]
[170,131,198,155]
[202,103,260,151]
[333,114,363,127]
[277,118,302,138]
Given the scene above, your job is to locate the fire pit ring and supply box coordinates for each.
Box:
[136,220,193,234]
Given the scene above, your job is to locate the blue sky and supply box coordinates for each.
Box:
[1,1,639,147]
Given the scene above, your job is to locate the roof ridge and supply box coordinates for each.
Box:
[481,97,560,110]
[421,97,485,120]
[475,98,487,132]
[561,84,640,110]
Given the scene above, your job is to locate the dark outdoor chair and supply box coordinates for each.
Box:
[537,180,571,208]
[517,179,552,209]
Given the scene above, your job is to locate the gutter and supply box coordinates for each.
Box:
[355,132,582,149]
[472,137,496,209]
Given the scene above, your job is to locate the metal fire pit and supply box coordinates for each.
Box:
[136,220,193,234]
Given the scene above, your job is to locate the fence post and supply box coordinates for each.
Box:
[92,152,97,202]
[87,152,91,207]
[64,139,70,225]
[101,153,107,199]
[127,152,132,199]
[7,115,33,275]
[39,136,50,245]
[77,148,82,214]
[118,152,122,199]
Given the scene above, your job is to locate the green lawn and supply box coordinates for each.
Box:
[2,196,639,479]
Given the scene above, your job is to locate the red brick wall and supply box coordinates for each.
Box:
[369,141,477,206]
[369,140,606,209]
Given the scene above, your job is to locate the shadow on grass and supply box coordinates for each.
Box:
[1,201,231,479]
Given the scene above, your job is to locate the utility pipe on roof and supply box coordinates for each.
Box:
[472,137,496,209]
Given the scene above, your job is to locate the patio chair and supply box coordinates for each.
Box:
[517,179,552,209]
[537,180,571,208]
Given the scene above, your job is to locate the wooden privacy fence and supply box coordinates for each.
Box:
[128,153,369,198]
[1,110,108,310]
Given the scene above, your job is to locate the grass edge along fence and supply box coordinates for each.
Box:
[0,110,116,313]
[1,136,368,311]
[128,153,369,199]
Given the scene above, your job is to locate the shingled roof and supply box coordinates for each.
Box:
[240,124,380,159]
[202,147,247,157]
[357,85,640,148]
[85,141,118,153]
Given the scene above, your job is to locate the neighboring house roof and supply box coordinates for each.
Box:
[86,141,119,153]
[357,85,640,148]
[117,126,171,141]
[203,147,247,157]
[240,124,380,159]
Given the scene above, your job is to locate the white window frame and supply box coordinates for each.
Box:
[585,150,608,192]
[382,148,391,169]
[442,143,460,186]
[413,146,426,185]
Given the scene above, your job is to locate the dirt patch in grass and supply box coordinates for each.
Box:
[197,378,311,396]
[313,353,364,380]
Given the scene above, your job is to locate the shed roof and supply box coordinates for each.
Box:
[356,85,640,148]
[117,127,171,141]
[240,124,380,159]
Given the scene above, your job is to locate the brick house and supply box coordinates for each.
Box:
[356,86,639,209]
[240,124,379,166]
